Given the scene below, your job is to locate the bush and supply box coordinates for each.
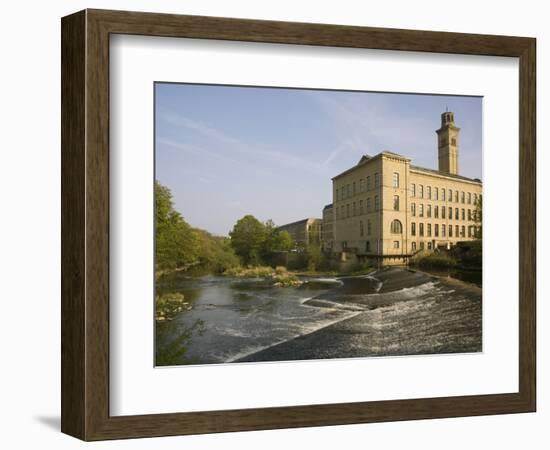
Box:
[155,292,189,322]
[223,266,275,278]
[411,253,458,269]
[271,272,302,287]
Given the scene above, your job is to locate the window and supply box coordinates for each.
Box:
[441,224,446,237]
[367,219,372,235]
[449,225,453,237]
[448,206,452,219]
[346,204,350,218]
[353,202,356,216]
[420,241,425,250]
[374,173,380,188]
[391,219,403,234]
[468,209,472,221]
[359,200,363,215]
[442,206,446,219]
[367,176,371,190]
[411,203,416,216]
[455,208,459,220]
[359,179,364,192]
[393,241,400,249]
[393,195,399,211]
[411,183,416,197]
[461,226,465,237]
[468,192,472,204]
[434,187,439,201]
[427,224,432,237]
[419,223,424,236]
[427,242,432,250]
[375,195,380,211]
[435,224,439,237]
[442,189,446,201]
[455,225,459,237]
[335,188,339,201]
[353,182,356,195]
[461,208,465,221]
[393,172,399,188]
[461,191,465,203]
[419,185,424,198]
[411,242,417,251]
[360,220,364,237]
[427,205,432,218]
[367,197,372,213]
[474,193,478,205]
[366,240,371,252]
[448,189,452,201]
[427,186,431,200]
[451,137,457,146]
[419,204,424,217]
[455,190,459,203]
[434,205,439,219]
[347,184,351,198]
[411,222,416,236]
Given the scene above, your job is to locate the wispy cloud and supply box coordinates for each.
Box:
[159,109,333,176]
[160,111,240,145]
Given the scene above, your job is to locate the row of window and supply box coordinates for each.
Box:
[335,173,382,201]
[357,219,403,238]
[335,196,381,219]
[411,204,478,221]
[335,172,402,201]
[411,222,478,238]
[335,198,479,222]
[411,241,432,252]
[411,184,480,205]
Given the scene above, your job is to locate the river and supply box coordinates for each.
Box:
[155,267,482,366]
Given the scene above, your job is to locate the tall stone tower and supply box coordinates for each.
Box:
[436,111,460,175]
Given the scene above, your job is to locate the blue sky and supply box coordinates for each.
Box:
[155,83,482,236]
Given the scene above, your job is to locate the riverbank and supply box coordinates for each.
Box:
[235,267,482,362]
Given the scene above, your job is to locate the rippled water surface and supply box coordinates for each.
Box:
[156,268,482,366]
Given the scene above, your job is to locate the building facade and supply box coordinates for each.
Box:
[321,204,334,252]
[277,218,322,249]
[331,112,482,264]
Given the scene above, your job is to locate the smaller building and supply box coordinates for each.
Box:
[278,218,322,249]
[321,204,334,253]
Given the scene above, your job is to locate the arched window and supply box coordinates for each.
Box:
[391,219,403,234]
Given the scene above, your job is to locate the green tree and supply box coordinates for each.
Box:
[195,230,240,273]
[305,244,323,271]
[273,230,294,252]
[262,220,295,254]
[229,215,267,265]
[155,181,200,272]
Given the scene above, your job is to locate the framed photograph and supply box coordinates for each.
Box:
[61,9,536,440]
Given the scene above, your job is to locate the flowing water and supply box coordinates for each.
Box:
[155,268,482,366]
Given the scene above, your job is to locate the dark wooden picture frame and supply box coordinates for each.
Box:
[61,9,536,441]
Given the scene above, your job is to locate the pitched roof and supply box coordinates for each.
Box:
[410,165,482,184]
[332,150,410,180]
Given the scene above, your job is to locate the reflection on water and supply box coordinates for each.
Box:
[155,275,351,366]
[420,268,482,287]
[155,269,482,366]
